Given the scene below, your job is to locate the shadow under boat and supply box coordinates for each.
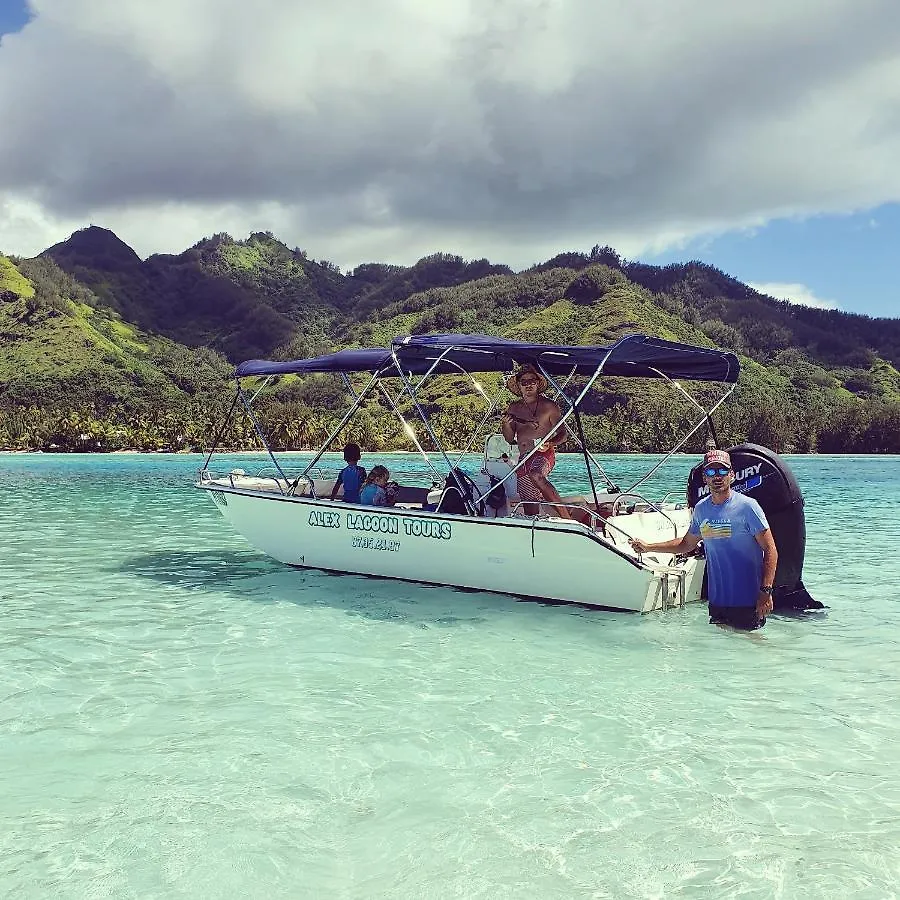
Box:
[119,549,634,626]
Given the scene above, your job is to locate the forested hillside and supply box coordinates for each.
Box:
[1,228,898,453]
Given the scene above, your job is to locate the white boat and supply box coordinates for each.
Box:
[197,333,740,613]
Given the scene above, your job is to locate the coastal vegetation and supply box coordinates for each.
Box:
[1,227,899,453]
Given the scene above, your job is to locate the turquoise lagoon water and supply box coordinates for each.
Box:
[1,451,899,899]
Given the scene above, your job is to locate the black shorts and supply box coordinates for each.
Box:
[708,605,766,631]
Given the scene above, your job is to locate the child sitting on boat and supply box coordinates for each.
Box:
[331,442,366,503]
[360,465,391,506]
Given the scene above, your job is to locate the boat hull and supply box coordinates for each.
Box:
[198,483,704,613]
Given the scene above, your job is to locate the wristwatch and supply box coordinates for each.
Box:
[759,585,773,594]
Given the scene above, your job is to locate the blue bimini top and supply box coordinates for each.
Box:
[235,333,740,384]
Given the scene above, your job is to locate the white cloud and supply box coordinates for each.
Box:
[0,0,899,270]
[749,282,839,310]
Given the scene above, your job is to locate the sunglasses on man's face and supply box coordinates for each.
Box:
[518,378,538,386]
[703,466,731,478]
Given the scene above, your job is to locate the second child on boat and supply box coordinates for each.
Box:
[360,465,391,506]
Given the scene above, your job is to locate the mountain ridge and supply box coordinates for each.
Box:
[2,226,898,453]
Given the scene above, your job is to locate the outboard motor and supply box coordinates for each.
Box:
[687,443,822,610]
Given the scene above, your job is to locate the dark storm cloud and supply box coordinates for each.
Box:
[0,0,899,263]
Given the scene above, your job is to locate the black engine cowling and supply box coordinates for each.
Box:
[687,443,822,610]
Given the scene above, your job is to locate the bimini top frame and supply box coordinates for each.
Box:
[236,333,739,383]
[210,333,740,514]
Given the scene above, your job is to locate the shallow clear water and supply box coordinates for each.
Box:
[1,451,899,899]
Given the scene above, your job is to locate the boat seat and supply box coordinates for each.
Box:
[484,433,517,462]
[391,484,431,506]
[483,460,517,502]
[295,477,431,507]
[295,477,340,498]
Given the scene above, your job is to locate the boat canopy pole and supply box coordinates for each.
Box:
[339,372,359,401]
[376,381,444,482]
[536,352,613,451]
[406,345,513,464]
[414,345,498,388]
[481,347,617,503]
[247,375,274,406]
[390,346,478,515]
[573,405,601,512]
[706,415,722,451]
[401,344,502,457]
[623,380,738,495]
[386,344,510,503]
[201,384,242,473]
[295,369,385,489]
[237,388,291,485]
[537,363,606,508]
[539,367,619,493]
[387,345,512,510]
[649,368,723,449]
[413,358,505,468]
[449,378,503,468]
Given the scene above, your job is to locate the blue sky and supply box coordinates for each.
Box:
[0,1,897,320]
[645,206,898,319]
[0,0,27,35]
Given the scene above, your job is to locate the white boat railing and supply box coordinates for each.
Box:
[507,501,638,545]
[199,464,445,499]
[511,490,679,534]
[608,492,680,537]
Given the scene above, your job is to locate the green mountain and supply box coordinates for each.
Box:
[2,228,899,453]
[343,252,514,323]
[0,253,237,450]
[41,226,349,362]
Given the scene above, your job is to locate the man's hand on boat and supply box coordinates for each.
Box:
[629,536,674,555]
[630,534,701,557]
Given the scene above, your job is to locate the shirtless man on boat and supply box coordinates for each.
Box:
[500,365,573,519]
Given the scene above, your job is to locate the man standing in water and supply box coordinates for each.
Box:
[500,365,572,519]
[630,449,778,630]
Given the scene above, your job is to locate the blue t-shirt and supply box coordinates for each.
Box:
[360,483,387,506]
[337,464,365,503]
[689,492,770,608]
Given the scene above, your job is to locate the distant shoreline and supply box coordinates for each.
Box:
[0,448,456,455]
[6,448,897,458]
[3,447,686,456]
[0,448,492,456]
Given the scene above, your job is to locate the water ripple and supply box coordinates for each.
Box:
[0,452,899,898]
